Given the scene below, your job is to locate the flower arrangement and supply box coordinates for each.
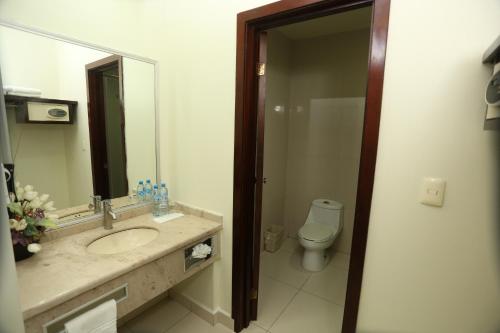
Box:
[7,182,58,261]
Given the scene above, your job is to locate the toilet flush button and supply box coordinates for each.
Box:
[419,177,446,207]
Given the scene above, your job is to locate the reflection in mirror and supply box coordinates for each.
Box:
[0,25,157,224]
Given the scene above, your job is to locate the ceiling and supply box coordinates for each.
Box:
[274,6,372,40]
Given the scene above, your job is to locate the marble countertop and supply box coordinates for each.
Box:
[16,213,222,320]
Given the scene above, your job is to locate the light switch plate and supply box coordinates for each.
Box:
[419,177,446,207]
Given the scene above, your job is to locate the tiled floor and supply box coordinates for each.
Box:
[256,237,350,333]
[119,297,265,333]
[119,237,349,333]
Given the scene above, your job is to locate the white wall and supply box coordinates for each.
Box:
[6,117,72,208]
[147,1,274,312]
[1,1,499,332]
[0,26,59,97]
[122,58,157,188]
[356,1,500,332]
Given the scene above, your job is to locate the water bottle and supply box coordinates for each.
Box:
[152,184,161,217]
[159,182,169,216]
[144,179,153,202]
[136,180,145,201]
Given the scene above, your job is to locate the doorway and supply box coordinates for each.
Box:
[232,1,390,332]
[86,55,128,200]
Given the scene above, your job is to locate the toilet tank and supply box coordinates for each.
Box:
[306,199,343,230]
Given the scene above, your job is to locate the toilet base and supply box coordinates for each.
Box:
[302,248,330,272]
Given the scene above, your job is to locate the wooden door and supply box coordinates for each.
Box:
[232,1,391,332]
[250,31,268,319]
[86,55,128,200]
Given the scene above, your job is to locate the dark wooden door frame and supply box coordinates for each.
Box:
[232,0,391,332]
[86,55,129,199]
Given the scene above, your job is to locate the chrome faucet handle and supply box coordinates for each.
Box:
[102,200,116,230]
[103,200,117,219]
[89,195,102,213]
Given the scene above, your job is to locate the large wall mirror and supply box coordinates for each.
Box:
[0,24,158,225]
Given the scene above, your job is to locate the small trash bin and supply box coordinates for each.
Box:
[264,224,284,253]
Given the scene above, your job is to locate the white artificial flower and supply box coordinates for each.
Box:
[15,219,27,231]
[29,197,42,209]
[9,219,18,230]
[43,201,56,211]
[23,191,38,201]
[27,243,42,253]
[39,194,49,203]
[24,185,34,192]
[15,181,20,188]
[15,187,24,200]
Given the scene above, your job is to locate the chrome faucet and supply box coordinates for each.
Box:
[103,200,117,230]
[89,195,102,214]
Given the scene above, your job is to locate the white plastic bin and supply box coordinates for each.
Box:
[264,224,284,253]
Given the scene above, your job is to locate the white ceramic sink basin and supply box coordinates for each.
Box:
[87,228,159,255]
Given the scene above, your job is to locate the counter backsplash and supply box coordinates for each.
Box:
[41,201,223,243]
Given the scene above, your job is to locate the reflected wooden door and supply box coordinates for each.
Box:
[86,55,128,199]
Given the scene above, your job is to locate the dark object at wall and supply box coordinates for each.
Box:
[3,163,14,194]
[13,243,35,262]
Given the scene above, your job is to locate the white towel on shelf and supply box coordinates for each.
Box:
[64,299,117,333]
[3,85,41,96]
[192,243,212,259]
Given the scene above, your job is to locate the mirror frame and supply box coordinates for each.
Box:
[0,19,161,228]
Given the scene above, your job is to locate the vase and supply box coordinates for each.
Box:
[13,243,35,262]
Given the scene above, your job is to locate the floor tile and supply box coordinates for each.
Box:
[118,325,132,333]
[269,292,343,333]
[302,264,349,305]
[255,275,298,329]
[329,251,350,271]
[127,298,190,333]
[280,237,300,253]
[260,248,311,288]
[168,313,232,333]
[242,323,268,333]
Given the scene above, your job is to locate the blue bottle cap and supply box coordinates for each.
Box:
[139,180,144,184]
[153,184,158,189]
[146,179,151,183]
[161,182,166,187]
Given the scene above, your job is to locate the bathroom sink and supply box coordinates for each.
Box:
[87,228,159,254]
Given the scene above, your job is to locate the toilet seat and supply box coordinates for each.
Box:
[299,224,334,242]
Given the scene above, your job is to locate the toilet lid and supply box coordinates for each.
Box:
[299,224,333,242]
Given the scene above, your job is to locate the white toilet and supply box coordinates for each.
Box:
[298,199,343,272]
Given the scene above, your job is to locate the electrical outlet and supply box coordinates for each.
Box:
[419,177,446,207]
